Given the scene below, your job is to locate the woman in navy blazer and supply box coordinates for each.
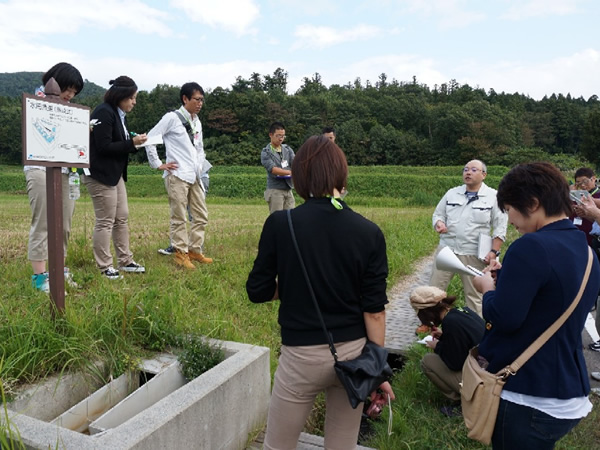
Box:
[85,76,147,279]
[474,162,600,449]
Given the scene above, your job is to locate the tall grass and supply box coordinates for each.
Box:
[0,193,437,386]
[1,163,597,448]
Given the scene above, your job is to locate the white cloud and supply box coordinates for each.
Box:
[502,0,584,20]
[292,24,382,50]
[0,0,172,37]
[457,49,600,99]
[170,0,260,36]
[271,0,337,16]
[395,0,486,29]
[304,54,447,91]
[76,57,284,93]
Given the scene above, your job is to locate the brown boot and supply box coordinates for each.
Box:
[189,251,213,264]
[174,250,196,270]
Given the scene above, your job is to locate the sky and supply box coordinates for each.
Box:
[0,0,598,100]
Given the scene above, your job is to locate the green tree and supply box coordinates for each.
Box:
[580,107,600,167]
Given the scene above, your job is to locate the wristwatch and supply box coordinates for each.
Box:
[490,249,501,257]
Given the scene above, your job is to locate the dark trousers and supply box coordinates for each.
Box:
[492,399,581,449]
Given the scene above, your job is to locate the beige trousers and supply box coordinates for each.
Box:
[421,352,462,402]
[265,188,295,214]
[165,175,208,253]
[264,338,366,450]
[84,175,133,270]
[26,169,75,262]
[429,245,486,317]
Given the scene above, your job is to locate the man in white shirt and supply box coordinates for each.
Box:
[145,82,212,269]
[430,160,507,317]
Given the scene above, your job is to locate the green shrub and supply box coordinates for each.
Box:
[177,336,225,381]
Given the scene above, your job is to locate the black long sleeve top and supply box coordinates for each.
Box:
[246,197,388,346]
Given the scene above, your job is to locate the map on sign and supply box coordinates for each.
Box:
[22,94,90,167]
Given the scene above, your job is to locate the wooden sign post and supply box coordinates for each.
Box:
[22,91,90,314]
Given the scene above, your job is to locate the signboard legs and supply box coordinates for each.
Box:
[46,167,65,314]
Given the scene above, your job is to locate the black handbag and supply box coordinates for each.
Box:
[286,209,393,409]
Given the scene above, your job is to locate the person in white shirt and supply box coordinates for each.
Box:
[145,82,212,270]
[430,160,507,317]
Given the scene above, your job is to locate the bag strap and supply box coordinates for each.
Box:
[174,110,194,145]
[502,247,593,377]
[286,209,339,362]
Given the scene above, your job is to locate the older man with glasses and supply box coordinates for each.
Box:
[427,159,507,322]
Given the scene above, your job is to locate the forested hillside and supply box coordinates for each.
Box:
[1,68,599,168]
[0,72,105,98]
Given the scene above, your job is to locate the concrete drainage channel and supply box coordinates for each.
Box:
[2,340,270,450]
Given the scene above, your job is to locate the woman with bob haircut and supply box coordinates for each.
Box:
[474,162,600,449]
[247,135,395,449]
[84,76,147,279]
[26,62,84,292]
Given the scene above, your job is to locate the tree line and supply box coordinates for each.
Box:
[1,68,599,168]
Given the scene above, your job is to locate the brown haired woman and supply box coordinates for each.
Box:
[409,286,484,416]
[247,135,395,449]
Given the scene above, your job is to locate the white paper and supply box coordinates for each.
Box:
[417,335,434,345]
[135,133,163,148]
[478,233,492,261]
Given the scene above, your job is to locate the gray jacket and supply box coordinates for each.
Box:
[260,143,295,190]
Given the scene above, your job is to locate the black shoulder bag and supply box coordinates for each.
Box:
[286,209,392,408]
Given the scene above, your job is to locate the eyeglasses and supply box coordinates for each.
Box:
[463,167,484,173]
[191,97,204,103]
[274,134,286,140]
[575,178,593,187]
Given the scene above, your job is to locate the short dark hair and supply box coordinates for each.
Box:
[322,126,335,134]
[269,122,285,134]
[574,167,595,179]
[416,296,457,328]
[292,135,348,200]
[180,82,204,105]
[104,76,138,107]
[497,162,572,218]
[42,62,84,95]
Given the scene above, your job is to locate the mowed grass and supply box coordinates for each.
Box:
[1,191,598,449]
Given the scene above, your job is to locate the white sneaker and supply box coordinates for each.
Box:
[102,267,123,280]
[64,267,79,288]
[591,372,600,382]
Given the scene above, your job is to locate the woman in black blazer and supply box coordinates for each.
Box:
[85,76,147,279]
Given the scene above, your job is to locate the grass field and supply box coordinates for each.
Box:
[1,166,598,449]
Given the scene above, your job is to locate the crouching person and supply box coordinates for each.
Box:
[409,286,484,415]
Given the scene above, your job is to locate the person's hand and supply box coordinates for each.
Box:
[431,327,442,339]
[485,259,502,272]
[132,133,147,146]
[159,162,179,173]
[435,220,447,234]
[373,381,395,402]
[426,337,438,349]
[578,194,600,222]
[473,270,496,294]
[483,250,497,264]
